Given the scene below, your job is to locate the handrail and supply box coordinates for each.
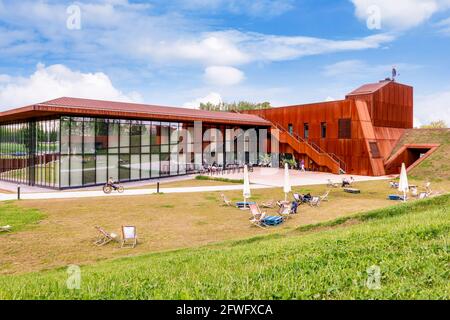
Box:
[264,117,347,173]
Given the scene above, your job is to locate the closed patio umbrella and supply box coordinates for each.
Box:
[283,163,291,202]
[243,165,251,209]
[398,162,409,202]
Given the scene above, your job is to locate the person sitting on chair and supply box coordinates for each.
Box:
[291,201,299,214]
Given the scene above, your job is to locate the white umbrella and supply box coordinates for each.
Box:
[398,162,409,202]
[283,163,291,202]
[243,165,251,209]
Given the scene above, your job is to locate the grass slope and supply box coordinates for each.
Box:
[392,128,450,181]
[0,195,448,300]
[0,201,44,234]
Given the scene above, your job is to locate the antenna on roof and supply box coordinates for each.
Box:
[391,66,399,81]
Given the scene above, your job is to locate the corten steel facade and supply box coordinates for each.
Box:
[245,80,414,176]
[0,80,418,188]
[0,97,271,189]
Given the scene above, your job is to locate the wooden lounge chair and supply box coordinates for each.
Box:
[277,203,291,220]
[261,200,276,208]
[424,182,432,195]
[309,196,321,207]
[249,204,267,229]
[389,181,399,189]
[320,190,330,202]
[94,226,118,246]
[0,225,12,233]
[220,193,232,206]
[327,179,339,188]
[121,226,138,248]
[418,192,429,199]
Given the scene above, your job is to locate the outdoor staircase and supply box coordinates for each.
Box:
[268,120,347,175]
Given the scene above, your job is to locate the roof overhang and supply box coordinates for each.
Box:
[0,101,272,127]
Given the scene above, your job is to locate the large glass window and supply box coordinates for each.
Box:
[108,154,119,181]
[120,120,130,154]
[70,118,83,154]
[0,117,261,189]
[96,155,107,184]
[108,120,119,154]
[83,119,95,154]
[96,119,108,154]
[70,155,83,187]
[83,155,96,185]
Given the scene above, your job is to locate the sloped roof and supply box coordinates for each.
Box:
[346,80,392,96]
[0,97,271,126]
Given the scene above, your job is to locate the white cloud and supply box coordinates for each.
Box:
[0,64,141,110]
[183,92,223,108]
[436,16,450,33]
[351,0,450,30]
[0,1,397,69]
[416,88,450,126]
[204,66,245,86]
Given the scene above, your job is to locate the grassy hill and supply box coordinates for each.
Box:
[0,194,448,300]
[392,129,450,181]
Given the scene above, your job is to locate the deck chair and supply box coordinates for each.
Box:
[327,179,339,188]
[121,226,138,248]
[249,204,267,229]
[418,192,429,199]
[220,193,232,206]
[293,193,301,202]
[94,226,118,246]
[0,225,12,232]
[320,190,330,202]
[309,196,321,207]
[424,182,432,195]
[277,203,291,220]
[410,186,418,197]
[261,200,276,208]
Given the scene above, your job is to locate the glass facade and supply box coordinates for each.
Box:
[0,116,261,189]
[0,119,60,188]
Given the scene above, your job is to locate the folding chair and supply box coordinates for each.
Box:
[309,196,321,207]
[220,193,232,206]
[0,225,12,233]
[94,226,118,246]
[249,204,267,229]
[121,226,138,248]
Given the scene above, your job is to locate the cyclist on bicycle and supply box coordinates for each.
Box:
[107,177,119,190]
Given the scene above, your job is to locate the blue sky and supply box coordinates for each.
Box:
[0,0,450,126]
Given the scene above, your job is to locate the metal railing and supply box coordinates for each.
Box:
[264,117,347,173]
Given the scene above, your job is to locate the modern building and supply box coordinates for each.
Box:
[0,97,271,189]
[0,80,439,189]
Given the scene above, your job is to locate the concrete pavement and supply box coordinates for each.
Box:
[0,168,390,201]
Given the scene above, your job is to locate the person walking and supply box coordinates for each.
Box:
[300,159,305,172]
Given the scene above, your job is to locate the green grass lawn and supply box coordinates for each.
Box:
[0,201,44,233]
[0,194,448,300]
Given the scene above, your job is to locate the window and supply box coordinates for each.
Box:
[288,124,293,135]
[96,119,108,154]
[338,119,351,139]
[304,123,309,140]
[369,142,381,158]
[321,122,327,138]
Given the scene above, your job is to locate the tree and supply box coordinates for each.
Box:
[199,101,272,112]
[420,120,448,129]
